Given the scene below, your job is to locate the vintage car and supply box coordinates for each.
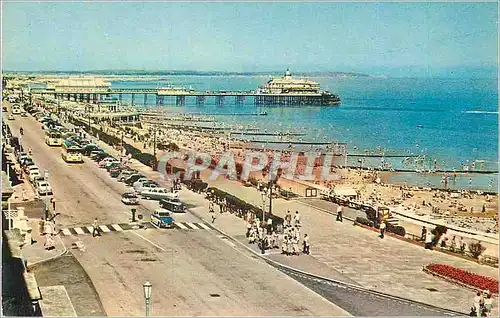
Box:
[150,208,174,228]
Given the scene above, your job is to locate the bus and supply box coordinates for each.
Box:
[61,140,83,163]
[45,130,63,147]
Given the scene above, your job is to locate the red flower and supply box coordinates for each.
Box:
[424,263,498,294]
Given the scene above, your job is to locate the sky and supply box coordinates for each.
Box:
[2,1,498,77]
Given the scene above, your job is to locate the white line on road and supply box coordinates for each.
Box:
[175,222,189,230]
[74,227,85,235]
[62,229,72,236]
[99,225,111,233]
[130,230,166,251]
[197,222,211,230]
[186,222,198,230]
[86,226,94,233]
[111,224,124,231]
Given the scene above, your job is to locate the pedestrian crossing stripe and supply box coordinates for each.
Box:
[172,222,212,230]
[60,223,129,236]
[59,222,213,235]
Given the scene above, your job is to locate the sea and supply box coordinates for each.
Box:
[109,75,498,192]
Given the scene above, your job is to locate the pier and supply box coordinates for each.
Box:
[29,87,340,106]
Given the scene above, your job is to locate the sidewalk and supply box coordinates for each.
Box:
[23,219,66,267]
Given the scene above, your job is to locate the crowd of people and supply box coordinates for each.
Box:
[244,210,310,256]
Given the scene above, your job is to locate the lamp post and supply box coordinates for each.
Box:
[44,170,50,220]
[143,281,152,317]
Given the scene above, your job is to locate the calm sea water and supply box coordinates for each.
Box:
[111,75,498,191]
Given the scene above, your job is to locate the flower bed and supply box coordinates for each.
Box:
[423,263,498,294]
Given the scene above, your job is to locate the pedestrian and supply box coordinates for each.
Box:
[246,221,251,238]
[22,188,27,201]
[379,221,386,239]
[484,294,493,314]
[281,235,288,254]
[421,226,427,241]
[294,211,301,227]
[286,235,293,256]
[51,197,56,212]
[285,211,292,227]
[469,306,477,317]
[424,229,433,249]
[450,236,457,252]
[474,291,484,316]
[92,218,100,237]
[292,236,299,255]
[303,234,310,255]
[336,206,343,222]
[273,231,279,249]
[210,208,216,223]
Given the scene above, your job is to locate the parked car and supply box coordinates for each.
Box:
[117,170,135,182]
[109,167,123,178]
[99,157,118,168]
[125,174,144,186]
[82,144,101,156]
[150,209,174,228]
[25,164,39,174]
[134,181,158,194]
[132,178,150,189]
[8,114,14,120]
[35,180,53,195]
[121,192,139,205]
[140,188,179,201]
[90,151,107,161]
[28,169,41,182]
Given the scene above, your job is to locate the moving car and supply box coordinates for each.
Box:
[134,181,158,194]
[140,188,179,201]
[8,114,14,120]
[121,192,139,205]
[125,174,144,186]
[150,209,174,228]
[98,157,119,168]
[159,198,186,213]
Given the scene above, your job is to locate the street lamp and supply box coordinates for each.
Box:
[143,281,152,316]
[44,170,50,220]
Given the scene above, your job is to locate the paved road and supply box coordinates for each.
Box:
[8,110,350,316]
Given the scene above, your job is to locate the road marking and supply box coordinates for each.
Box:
[61,229,72,236]
[110,224,124,231]
[86,226,94,233]
[99,225,111,233]
[197,222,211,230]
[185,222,198,229]
[73,227,85,235]
[175,222,189,230]
[130,230,166,251]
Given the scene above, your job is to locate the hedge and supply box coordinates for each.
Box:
[205,187,284,226]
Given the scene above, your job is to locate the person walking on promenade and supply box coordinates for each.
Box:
[51,197,56,212]
[22,188,27,201]
[421,226,427,241]
[92,218,100,237]
[246,221,252,238]
[294,211,301,227]
[285,211,292,227]
[282,235,288,255]
[267,217,273,234]
[273,231,279,249]
[336,206,343,222]
[210,208,216,223]
[474,291,484,316]
[424,229,433,249]
[303,234,310,255]
[379,221,386,239]
[292,236,299,255]
[484,294,493,314]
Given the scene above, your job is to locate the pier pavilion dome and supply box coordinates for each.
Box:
[54,77,111,93]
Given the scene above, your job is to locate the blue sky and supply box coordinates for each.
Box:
[2,2,498,77]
